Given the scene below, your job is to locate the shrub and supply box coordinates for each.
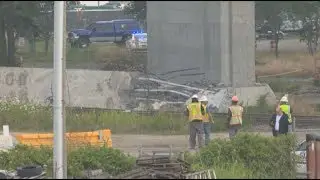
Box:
[0,145,135,177]
[187,133,297,179]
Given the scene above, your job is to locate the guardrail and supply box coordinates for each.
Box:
[14,129,112,148]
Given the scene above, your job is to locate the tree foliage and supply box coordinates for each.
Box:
[0,1,80,66]
[289,1,320,55]
[123,1,146,21]
[255,1,292,58]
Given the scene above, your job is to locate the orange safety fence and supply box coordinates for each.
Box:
[13,129,112,148]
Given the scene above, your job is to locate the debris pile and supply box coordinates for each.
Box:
[115,155,192,179]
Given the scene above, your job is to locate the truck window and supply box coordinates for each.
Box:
[101,23,114,32]
[86,23,97,30]
[91,23,113,32]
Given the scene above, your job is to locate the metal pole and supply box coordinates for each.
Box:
[53,1,66,179]
[62,1,67,178]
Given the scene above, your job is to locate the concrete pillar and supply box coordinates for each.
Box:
[230,1,256,87]
[147,1,255,87]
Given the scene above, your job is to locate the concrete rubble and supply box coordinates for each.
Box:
[120,76,233,113]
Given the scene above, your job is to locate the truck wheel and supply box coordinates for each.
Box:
[17,165,43,178]
[78,37,90,48]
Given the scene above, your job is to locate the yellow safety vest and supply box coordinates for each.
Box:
[280,104,292,123]
[229,105,243,125]
[187,102,203,121]
[202,104,210,122]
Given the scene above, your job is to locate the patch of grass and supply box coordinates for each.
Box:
[0,100,258,134]
[256,50,318,78]
[186,133,298,179]
[17,40,134,69]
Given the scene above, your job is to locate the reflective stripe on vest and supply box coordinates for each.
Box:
[280,104,292,123]
[202,104,210,122]
[229,105,243,125]
[187,102,202,121]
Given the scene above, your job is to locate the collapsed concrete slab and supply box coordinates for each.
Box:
[0,67,275,113]
[121,76,276,113]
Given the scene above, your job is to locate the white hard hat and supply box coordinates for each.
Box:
[191,94,198,99]
[280,96,288,102]
[200,96,208,102]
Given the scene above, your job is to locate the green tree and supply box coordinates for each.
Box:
[36,1,81,55]
[255,1,291,58]
[289,1,320,56]
[0,1,80,66]
[0,1,40,66]
[123,1,146,21]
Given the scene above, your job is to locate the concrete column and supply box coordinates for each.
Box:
[230,1,256,87]
[219,1,232,86]
[147,1,255,87]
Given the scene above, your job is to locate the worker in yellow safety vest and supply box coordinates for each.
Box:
[199,96,214,146]
[279,95,293,132]
[185,94,205,150]
[227,96,243,138]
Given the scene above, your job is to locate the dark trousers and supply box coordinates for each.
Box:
[189,120,204,149]
[272,129,279,137]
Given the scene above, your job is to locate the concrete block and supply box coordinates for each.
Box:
[0,67,139,109]
[233,84,277,107]
[0,135,13,150]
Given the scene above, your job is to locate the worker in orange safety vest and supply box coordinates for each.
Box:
[227,96,243,138]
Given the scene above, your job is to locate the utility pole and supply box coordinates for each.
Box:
[53,1,66,179]
[62,1,67,178]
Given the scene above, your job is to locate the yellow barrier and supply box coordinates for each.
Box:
[14,129,112,148]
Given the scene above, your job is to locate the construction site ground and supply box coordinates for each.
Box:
[112,130,311,157]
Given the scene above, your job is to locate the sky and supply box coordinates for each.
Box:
[80,1,109,6]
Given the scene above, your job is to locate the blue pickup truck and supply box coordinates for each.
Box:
[68,19,142,48]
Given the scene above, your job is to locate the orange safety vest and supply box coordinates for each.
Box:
[187,102,203,121]
[229,105,243,125]
[202,104,210,122]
